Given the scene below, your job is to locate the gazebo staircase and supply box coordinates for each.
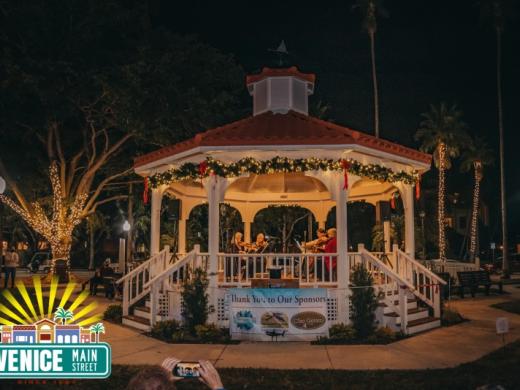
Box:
[117,246,445,335]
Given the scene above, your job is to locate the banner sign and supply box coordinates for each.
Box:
[0,344,111,379]
[229,288,328,341]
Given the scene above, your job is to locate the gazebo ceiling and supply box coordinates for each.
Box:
[165,173,397,205]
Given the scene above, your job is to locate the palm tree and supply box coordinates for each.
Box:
[415,103,470,261]
[54,307,74,325]
[352,0,388,138]
[461,137,494,262]
[89,322,105,343]
[479,0,514,277]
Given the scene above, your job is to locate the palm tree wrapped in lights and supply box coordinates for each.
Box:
[461,137,494,262]
[415,103,470,261]
[54,307,74,325]
[89,323,105,343]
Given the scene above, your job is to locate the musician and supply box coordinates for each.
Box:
[250,233,269,253]
[324,228,337,281]
[303,228,329,253]
[229,232,246,254]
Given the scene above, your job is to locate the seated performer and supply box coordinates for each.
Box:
[303,228,329,253]
[229,232,246,253]
[303,228,329,279]
[324,228,337,281]
[250,233,269,253]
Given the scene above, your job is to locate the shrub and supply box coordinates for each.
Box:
[103,304,122,323]
[195,323,222,343]
[369,326,397,343]
[442,306,464,326]
[172,329,187,343]
[182,268,211,335]
[151,320,181,341]
[329,323,356,340]
[350,264,379,339]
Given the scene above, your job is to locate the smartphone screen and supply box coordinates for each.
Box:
[173,362,201,378]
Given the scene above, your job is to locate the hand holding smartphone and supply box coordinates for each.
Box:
[173,362,201,378]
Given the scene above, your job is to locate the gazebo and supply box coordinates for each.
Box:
[120,66,445,338]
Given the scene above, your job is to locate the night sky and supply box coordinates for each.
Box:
[152,0,520,240]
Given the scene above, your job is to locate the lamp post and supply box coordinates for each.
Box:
[120,220,131,274]
[419,210,426,260]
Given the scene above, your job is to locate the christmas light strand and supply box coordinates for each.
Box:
[148,156,420,188]
[469,161,482,261]
[437,144,447,261]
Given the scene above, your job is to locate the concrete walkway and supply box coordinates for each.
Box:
[103,285,520,370]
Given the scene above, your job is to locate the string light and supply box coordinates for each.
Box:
[469,161,482,261]
[149,156,420,188]
[0,162,88,262]
[438,144,447,261]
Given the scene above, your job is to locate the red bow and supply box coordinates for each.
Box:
[390,194,396,209]
[198,160,208,177]
[415,175,421,200]
[143,177,149,204]
[340,159,350,190]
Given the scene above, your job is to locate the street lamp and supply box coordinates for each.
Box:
[419,210,426,260]
[119,220,131,274]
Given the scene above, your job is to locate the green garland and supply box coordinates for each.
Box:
[148,156,419,188]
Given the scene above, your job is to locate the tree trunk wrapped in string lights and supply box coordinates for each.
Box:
[437,143,447,261]
[469,161,482,261]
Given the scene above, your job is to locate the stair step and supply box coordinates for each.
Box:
[406,316,441,335]
[384,307,428,317]
[122,315,151,331]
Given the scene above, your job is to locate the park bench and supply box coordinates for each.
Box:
[456,271,503,298]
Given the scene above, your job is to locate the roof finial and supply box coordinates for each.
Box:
[268,40,289,67]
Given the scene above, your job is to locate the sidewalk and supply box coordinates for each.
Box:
[103,286,520,370]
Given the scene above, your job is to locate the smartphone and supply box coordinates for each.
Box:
[173,362,201,378]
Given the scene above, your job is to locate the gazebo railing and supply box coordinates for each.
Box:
[217,253,340,287]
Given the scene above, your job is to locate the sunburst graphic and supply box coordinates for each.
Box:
[0,276,102,327]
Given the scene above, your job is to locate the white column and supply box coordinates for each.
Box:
[244,220,252,243]
[204,176,227,322]
[332,173,349,324]
[402,184,415,257]
[150,188,163,255]
[178,219,187,255]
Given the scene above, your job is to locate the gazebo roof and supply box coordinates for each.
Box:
[134,110,431,169]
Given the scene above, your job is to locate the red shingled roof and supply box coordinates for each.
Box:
[134,111,431,168]
[246,66,315,85]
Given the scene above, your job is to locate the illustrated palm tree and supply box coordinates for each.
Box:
[479,0,514,276]
[461,137,494,262]
[415,103,470,261]
[54,307,74,325]
[89,323,105,343]
[352,0,388,138]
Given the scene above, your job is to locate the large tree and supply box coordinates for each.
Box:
[0,0,245,262]
[461,137,494,262]
[415,103,470,261]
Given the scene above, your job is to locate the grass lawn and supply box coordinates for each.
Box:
[3,340,518,390]
[491,300,520,315]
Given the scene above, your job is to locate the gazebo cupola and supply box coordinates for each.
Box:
[246,66,315,116]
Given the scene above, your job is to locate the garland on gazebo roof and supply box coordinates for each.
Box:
[148,156,420,188]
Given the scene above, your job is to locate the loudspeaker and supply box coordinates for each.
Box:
[376,201,391,222]
[167,199,181,221]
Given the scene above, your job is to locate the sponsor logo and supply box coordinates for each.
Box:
[261,312,288,328]
[290,311,326,330]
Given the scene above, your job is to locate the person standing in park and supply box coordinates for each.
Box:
[4,247,19,288]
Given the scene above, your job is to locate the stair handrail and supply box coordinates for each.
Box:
[359,248,415,290]
[116,246,170,285]
[358,248,414,333]
[144,249,198,290]
[395,248,447,286]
